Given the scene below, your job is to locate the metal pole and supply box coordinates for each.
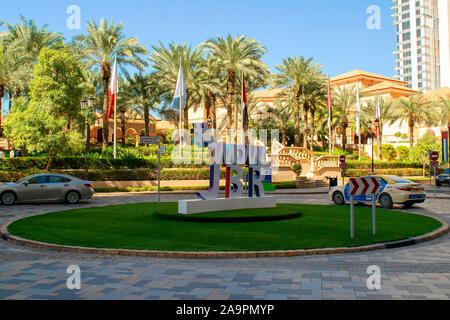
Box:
[113,56,117,160]
[158,142,161,203]
[434,166,436,195]
[85,113,89,181]
[371,134,374,173]
[372,196,376,235]
[350,195,354,239]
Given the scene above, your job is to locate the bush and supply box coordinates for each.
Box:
[345,160,422,169]
[345,168,426,177]
[396,146,410,160]
[291,162,303,178]
[381,144,397,161]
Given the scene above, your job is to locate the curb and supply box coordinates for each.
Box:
[1,212,448,259]
[94,191,329,197]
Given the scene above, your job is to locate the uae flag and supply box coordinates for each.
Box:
[107,58,118,120]
[443,130,449,162]
[241,69,248,130]
[375,96,381,138]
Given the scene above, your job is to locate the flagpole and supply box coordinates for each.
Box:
[357,82,361,160]
[179,57,182,159]
[328,75,332,156]
[113,55,117,160]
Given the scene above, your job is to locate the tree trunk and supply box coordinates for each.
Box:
[342,123,348,151]
[46,151,54,171]
[182,91,190,130]
[121,117,126,147]
[282,126,287,146]
[0,85,4,133]
[144,106,150,135]
[101,63,112,151]
[293,85,302,147]
[310,109,315,153]
[302,102,309,148]
[226,68,236,130]
[409,122,414,148]
[211,93,217,130]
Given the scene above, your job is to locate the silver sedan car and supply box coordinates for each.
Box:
[0,174,95,205]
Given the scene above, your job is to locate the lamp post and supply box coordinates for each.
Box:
[368,120,376,174]
[81,97,95,181]
[267,107,273,121]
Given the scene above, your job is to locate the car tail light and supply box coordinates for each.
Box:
[396,186,412,191]
[85,184,93,188]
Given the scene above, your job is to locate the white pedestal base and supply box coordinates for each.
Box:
[178,197,277,215]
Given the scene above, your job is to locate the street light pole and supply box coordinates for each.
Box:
[81,97,95,181]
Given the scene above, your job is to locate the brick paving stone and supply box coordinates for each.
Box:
[0,194,449,300]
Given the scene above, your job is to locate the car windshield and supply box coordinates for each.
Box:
[444,169,450,175]
[385,176,412,184]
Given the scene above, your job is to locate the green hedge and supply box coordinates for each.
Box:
[346,160,423,169]
[345,168,427,177]
[0,156,208,170]
[0,168,224,182]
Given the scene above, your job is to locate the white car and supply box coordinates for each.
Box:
[329,175,426,209]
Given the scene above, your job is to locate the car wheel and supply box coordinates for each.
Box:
[1,191,16,206]
[332,191,346,205]
[379,193,393,209]
[65,191,80,204]
[436,181,442,187]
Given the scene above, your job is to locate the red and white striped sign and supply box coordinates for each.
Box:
[349,177,380,196]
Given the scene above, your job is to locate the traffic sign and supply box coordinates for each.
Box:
[349,177,380,196]
[140,136,161,145]
[339,155,346,164]
[430,151,439,161]
[158,146,166,154]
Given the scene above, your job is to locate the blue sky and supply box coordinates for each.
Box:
[1,0,396,113]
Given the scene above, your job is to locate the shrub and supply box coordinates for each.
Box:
[291,162,303,179]
[381,144,397,161]
[396,146,410,160]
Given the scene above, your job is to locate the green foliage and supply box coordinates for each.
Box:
[291,162,303,178]
[396,146,410,160]
[410,134,441,165]
[381,144,397,161]
[3,97,83,159]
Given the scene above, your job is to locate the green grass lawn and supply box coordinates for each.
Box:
[7,203,442,252]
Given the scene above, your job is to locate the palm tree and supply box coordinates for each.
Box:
[272,56,322,147]
[203,35,268,131]
[271,99,292,146]
[391,94,436,148]
[150,42,211,130]
[73,18,148,150]
[125,72,162,135]
[301,77,327,151]
[439,96,450,128]
[1,16,64,94]
[361,96,396,159]
[332,85,357,151]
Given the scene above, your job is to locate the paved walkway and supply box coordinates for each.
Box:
[0,194,449,300]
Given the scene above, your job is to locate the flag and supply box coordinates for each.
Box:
[107,58,118,120]
[241,69,248,130]
[172,62,186,110]
[327,77,332,130]
[443,130,449,162]
[356,83,360,137]
[375,96,381,138]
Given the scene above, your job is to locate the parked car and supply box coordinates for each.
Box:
[329,175,426,209]
[435,168,450,186]
[0,174,95,205]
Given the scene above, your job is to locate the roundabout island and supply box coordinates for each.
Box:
[3,202,445,257]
